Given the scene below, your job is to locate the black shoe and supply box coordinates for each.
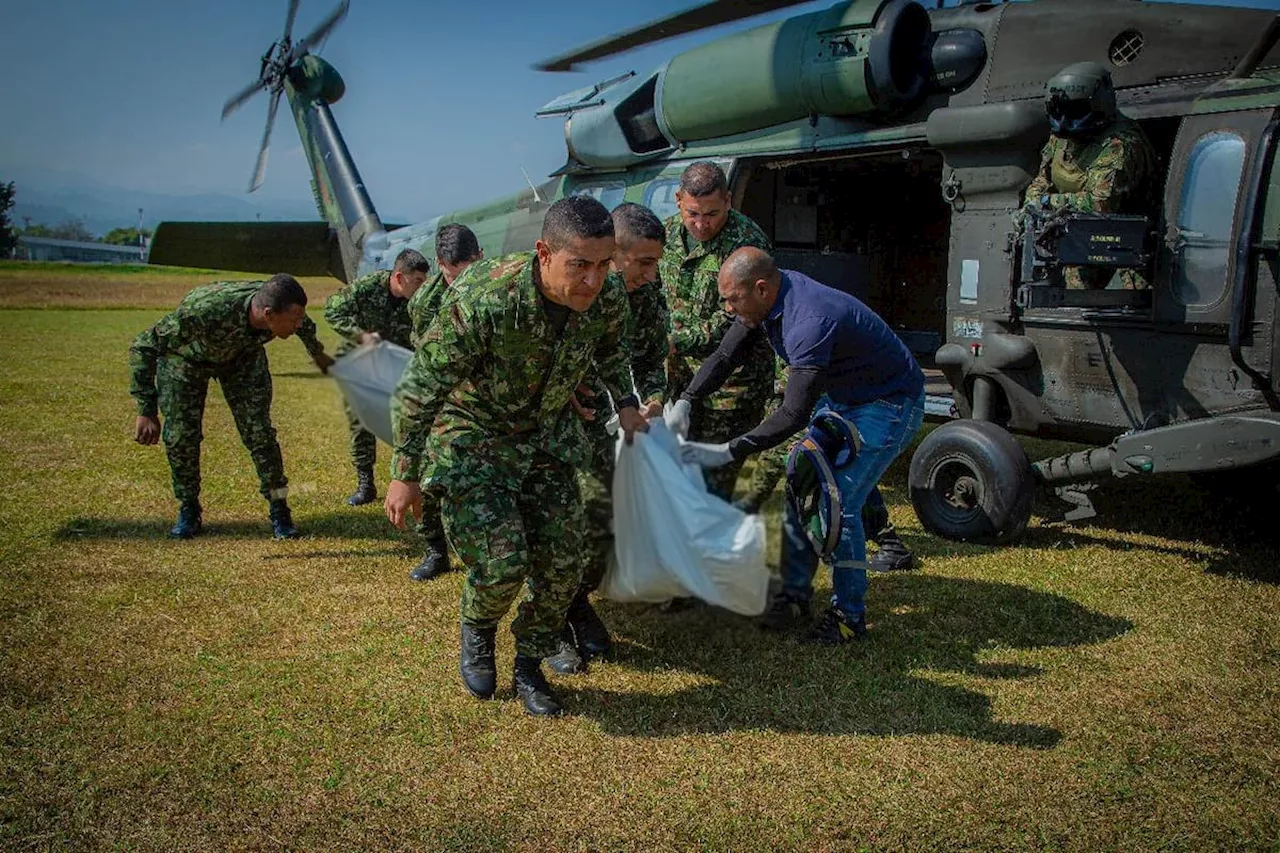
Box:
[868,526,915,572]
[513,653,563,717]
[409,538,451,581]
[268,499,299,540]
[800,607,867,645]
[759,591,811,632]
[168,502,203,539]
[546,626,586,675]
[567,591,611,658]
[460,624,497,700]
[346,468,376,506]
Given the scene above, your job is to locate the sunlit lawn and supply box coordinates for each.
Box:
[1,264,1277,851]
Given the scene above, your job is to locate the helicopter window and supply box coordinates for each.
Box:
[1171,131,1247,308]
[644,178,681,221]
[570,182,626,211]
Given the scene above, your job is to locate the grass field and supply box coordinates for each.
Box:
[1,263,1278,851]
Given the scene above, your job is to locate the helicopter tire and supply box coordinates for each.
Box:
[909,420,1035,545]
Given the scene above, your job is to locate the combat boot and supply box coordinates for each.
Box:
[513,653,563,717]
[459,624,497,699]
[268,499,299,540]
[759,591,810,632]
[868,525,914,572]
[168,502,203,540]
[409,537,451,581]
[800,607,867,646]
[567,590,611,658]
[546,625,586,675]
[346,467,376,506]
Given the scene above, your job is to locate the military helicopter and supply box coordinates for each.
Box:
[149,0,1280,544]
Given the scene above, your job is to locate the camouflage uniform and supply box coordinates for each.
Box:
[1023,116,1156,290]
[390,252,634,659]
[129,281,327,504]
[323,270,414,471]
[660,208,774,500]
[579,272,670,590]
[403,269,451,542]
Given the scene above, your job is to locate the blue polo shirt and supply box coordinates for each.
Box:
[761,269,924,406]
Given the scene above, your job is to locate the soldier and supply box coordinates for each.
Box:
[324,248,431,507]
[660,160,774,502]
[384,196,648,717]
[1021,61,1156,290]
[403,224,485,582]
[677,248,925,644]
[550,202,669,675]
[130,274,335,539]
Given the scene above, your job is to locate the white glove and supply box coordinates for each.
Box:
[665,398,692,439]
[680,441,734,469]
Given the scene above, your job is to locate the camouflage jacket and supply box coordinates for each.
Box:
[1024,116,1156,215]
[407,270,448,350]
[659,208,776,409]
[323,270,414,354]
[129,280,325,417]
[585,272,669,408]
[389,252,634,491]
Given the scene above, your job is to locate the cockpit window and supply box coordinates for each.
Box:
[1172,131,1247,308]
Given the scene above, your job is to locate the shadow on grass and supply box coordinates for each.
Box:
[53,510,417,545]
[573,574,1131,746]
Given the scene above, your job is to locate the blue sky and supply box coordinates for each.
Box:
[2,0,1278,225]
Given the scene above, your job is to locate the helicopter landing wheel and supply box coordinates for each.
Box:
[909,420,1035,545]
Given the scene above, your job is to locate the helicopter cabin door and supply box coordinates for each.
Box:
[1154,107,1276,330]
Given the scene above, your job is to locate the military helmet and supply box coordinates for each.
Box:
[1044,61,1116,137]
[784,410,862,560]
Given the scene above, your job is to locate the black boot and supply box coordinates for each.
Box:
[567,590,611,658]
[868,525,914,572]
[513,653,563,717]
[459,624,497,700]
[546,625,586,675]
[409,537,451,581]
[346,468,376,506]
[168,502,203,539]
[268,499,299,540]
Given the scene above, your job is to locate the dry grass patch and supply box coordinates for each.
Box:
[1,274,1278,851]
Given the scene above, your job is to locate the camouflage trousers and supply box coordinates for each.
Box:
[577,424,617,593]
[1063,265,1147,290]
[157,351,286,504]
[443,451,587,659]
[415,487,446,544]
[343,398,378,472]
[689,398,769,501]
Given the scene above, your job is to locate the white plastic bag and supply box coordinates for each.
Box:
[602,421,769,616]
[328,341,413,445]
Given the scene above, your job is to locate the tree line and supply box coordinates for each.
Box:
[1,180,151,258]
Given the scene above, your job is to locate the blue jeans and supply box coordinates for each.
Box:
[780,389,926,618]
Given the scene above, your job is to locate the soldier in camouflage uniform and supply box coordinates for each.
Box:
[549,202,669,675]
[130,274,334,540]
[660,161,774,502]
[324,248,431,507]
[384,197,648,717]
[402,224,485,582]
[1021,61,1156,290]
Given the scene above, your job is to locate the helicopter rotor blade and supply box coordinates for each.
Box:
[535,0,812,72]
[222,77,267,121]
[248,88,282,193]
[295,0,350,55]
[282,0,301,43]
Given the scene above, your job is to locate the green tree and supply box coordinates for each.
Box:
[0,181,16,258]
[37,218,96,242]
[103,226,152,246]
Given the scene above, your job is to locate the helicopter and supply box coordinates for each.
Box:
[148,0,1280,544]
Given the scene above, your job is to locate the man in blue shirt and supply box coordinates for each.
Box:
[672,247,925,644]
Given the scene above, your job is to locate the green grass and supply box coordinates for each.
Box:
[1,281,1279,851]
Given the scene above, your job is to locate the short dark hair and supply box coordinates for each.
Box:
[541,195,614,251]
[612,202,664,245]
[393,248,431,276]
[678,161,729,198]
[435,224,481,266]
[255,273,307,311]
